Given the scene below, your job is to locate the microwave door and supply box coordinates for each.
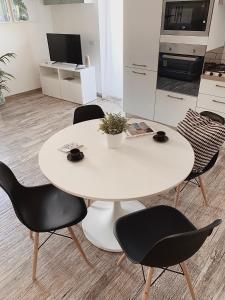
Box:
[162,0,213,36]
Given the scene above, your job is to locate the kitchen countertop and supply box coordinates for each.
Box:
[201,74,225,82]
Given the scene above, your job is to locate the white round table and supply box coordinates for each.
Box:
[39,119,194,252]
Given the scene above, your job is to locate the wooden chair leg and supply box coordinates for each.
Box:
[174,184,182,208]
[117,253,126,266]
[199,176,209,206]
[180,262,196,300]
[32,232,39,281]
[142,267,154,300]
[29,230,33,240]
[67,227,92,268]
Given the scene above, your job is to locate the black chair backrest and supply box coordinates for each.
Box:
[73,105,105,124]
[200,111,225,125]
[141,219,222,268]
[0,162,21,202]
[0,162,27,225]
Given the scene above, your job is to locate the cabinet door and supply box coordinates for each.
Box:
[123,67,157,120]
[199,79,225,98]
[154,90,197,127]
[198,93,225,114]
[124,0,163,71]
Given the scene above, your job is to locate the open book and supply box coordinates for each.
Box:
[126,122,154,137]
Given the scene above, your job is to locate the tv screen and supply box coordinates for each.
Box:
[47,33,83,65]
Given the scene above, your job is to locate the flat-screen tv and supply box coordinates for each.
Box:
[47,33,83,65]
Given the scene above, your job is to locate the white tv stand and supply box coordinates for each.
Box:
[40,62,97,104]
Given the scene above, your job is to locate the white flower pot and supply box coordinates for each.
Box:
[106,133,124,149]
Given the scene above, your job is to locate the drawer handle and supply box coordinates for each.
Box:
[132,71,146,76]
[212,99,225,105]
[167,95,184,101]
[132,63,147,68]
[216,84,225,89]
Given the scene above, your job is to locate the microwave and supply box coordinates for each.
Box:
[161,0,215,36]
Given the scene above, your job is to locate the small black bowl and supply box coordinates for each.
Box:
[153,131,169,143]
[67,148,84,162]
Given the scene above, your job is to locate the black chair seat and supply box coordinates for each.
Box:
[73,104,105,124]
[114,206,196,264]
[17,184,87,232]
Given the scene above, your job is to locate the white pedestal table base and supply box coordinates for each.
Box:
[82,200,145,252]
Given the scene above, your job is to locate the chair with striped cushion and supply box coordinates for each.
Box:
[175,110,225,207]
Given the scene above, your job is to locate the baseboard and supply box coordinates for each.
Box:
[5,88,42,100]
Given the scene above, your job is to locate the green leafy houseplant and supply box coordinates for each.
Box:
[0,53,15,104]
[99,113,128,135]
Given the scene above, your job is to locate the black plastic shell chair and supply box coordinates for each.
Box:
[114,205,222,300]
[0,162,91,281]
[175,111,225,207]
[73,104,105,124]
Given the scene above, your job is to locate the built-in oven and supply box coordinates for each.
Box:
[157,43,207,96]
[161,0,215,36]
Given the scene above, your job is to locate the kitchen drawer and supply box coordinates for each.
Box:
[154,90,197,127]
[123,67,157,120]
[199,79,225,98]
[198,94,225,114]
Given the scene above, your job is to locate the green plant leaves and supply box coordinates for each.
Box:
[99,113,128,135]
[0,53,15,93]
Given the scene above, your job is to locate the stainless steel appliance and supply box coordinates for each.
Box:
[161,0,215,36]
[158,43,206,81]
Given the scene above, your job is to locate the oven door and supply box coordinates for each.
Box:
[161,0,214,36]
[158,53,204,81]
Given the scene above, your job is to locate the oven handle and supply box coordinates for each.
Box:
[216,84,225,89]
[167,94,184,101]
[132,71,147,76]
[212,99,225,105]
[132,63,147,68]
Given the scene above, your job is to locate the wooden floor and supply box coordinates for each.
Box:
[0,91,225,300]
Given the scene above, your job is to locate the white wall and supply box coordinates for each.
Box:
[0,1,53,96]
[50,3,101,93]
[207,0,225,51]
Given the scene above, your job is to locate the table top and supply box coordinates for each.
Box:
[39,119,194,201]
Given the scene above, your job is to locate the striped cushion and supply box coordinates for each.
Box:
[177,109,225,172]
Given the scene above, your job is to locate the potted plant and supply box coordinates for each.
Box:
[0,53,15,105]
[99,113,128,149]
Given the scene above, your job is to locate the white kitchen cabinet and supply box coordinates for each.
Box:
[154,90,197,127]
[123,67,157,120]
[40,63,97,104]
[199,79,225,98]
[124,0,163,72]
[198,93,225,114]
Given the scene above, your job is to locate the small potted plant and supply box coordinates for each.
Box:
[99,113,128,149]
[0,53,15,105]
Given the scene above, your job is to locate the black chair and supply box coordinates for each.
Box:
[175,111,225,207]
[0,162,91,281]
[73,104,105,124]
[114,205,222,300]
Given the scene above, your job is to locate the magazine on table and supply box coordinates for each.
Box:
[58,142,83,153]
[126,122,154,137]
